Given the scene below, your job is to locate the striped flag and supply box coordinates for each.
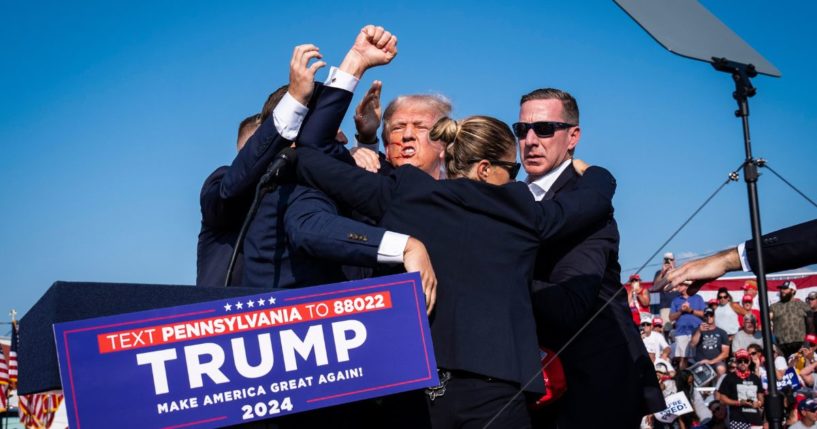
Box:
[0,341,8,412]
[19,392,64,429]
[9,322,18,387]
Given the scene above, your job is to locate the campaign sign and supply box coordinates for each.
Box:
[776,367,801,391]
[54,272,437,429]
[654,392,694,423]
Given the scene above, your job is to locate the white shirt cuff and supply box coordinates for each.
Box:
[272,92,308,141]
[325,66,359,93]
[377,231,409,264]
[736,243,751,272]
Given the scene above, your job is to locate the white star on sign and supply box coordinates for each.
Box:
[224,303,232,312]
[257,299,265,307]
[268,297,277,305]
[247,300,255,308]
[235,301,243,310]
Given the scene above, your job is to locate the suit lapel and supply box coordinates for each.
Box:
[543,161,577,200]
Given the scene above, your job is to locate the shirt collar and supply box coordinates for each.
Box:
[526,159,573,200]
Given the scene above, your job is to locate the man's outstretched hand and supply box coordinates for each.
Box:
[288,44,325,105]
[660,248,742,294]
[354,80,383,143]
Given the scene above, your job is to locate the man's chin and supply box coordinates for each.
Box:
[523,163,551,178]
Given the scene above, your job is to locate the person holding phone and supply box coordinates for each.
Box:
[717,349,765,428]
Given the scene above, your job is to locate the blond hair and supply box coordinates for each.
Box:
[429,116,516,179]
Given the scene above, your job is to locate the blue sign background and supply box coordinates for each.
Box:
[54,273,437,428]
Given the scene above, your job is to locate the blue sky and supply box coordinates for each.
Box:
[2,1,815,321]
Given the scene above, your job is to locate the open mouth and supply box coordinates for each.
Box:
[401,146,416,157]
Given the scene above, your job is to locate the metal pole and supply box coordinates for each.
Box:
[732,71,782,429]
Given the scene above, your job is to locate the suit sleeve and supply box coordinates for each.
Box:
[283,187,385,267]
[200,167,252,228]
[745,219,817,273]
[296,147,396,222]
[219,83,354,200]
[530,218,619,333]
[534,166,616,241]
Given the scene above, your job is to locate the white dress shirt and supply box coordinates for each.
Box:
[526,159,572,201]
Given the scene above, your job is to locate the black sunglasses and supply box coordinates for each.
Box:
[718,295,729,299]
[512,121,575,139]
[640,323,652,327]
[736,358,750,364]
[467,159,521,180]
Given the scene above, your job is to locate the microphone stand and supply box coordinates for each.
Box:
[224,151,295,287]
[711,57,782,429]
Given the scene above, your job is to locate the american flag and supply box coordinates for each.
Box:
[0,340,8,412]
[19,391,64,429]
[9,322,18,387]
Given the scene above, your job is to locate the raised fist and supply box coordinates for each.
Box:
[339,25,398,78]
[352,25,398,68]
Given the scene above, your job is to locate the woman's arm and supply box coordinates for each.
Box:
[534,166,616,242]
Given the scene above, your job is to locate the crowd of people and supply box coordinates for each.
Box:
[632,266,817,428]
[194,24,817,429]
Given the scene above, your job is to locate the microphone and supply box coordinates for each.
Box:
[258,147,298,187]
[225,147,297,287]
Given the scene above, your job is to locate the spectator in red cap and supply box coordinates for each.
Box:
[625,274,650,324]
[716,349,764,428]
[641,313,671,363]
[743,280,758,296]
[652,317,666,336]
[738,294,762,330]
[795,335,817,389]
[770,280,810,358]
[707,298,719,310]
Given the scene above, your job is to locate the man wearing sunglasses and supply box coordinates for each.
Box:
[717,349,765,428]
[520,88,664,428]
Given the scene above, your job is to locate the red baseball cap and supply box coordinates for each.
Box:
[742,294,753,303]
[652,317,663,326]
[742,280,758,291]
[805,334,817,345]
[735,349,750,359]
[629,274,641,282]
[707,298,718,306]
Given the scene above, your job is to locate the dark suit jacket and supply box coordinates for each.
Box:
[242,183,386,289]
[196,83,355,287]
[241,84,389,289]
[295,147,616,393]
[745,219,817,273]
[196,166,252,286]
[529,165,664,414]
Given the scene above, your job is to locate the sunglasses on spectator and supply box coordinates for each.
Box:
[750,351,760,356]
[640,323,652,327]
[736,358,750,364]
[467,159,521,180]
[718,295,729,299]
[512,121,575,138]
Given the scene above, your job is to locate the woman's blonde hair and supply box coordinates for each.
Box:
[429,115,516,179]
